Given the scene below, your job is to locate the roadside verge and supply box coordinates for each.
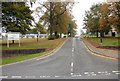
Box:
[0,38,68,66]
[81,37,120,60]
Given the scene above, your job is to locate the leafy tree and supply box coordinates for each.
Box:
[99,3,111,37]
[83,3,112,37]
[30,1,74,38]
[109,2,120,33]
[2,2,33,34]
[33,22,46,34]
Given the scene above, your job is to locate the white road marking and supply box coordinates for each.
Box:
[112,71,120,73]
[25,76,35,78]
[72,48,74,52]
[72,74,82,77]
[11,76,22,78]
[55,76,60,78]
[71,62,73,67]
[71,73,73,75]
[105,73,111,75]
[115,73,120,75]
[0,76,8,79]
[91,74,97,76]
[84,72,89,74]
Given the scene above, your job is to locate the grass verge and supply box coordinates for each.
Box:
[1,38,67,50]
[0,51,50,65]
[0,38,67,65]
[87,37,119,46]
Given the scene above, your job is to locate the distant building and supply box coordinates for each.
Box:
[22,32,48,39]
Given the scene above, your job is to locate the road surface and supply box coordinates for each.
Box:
[1,38,119,79]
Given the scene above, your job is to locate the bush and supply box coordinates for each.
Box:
[48,36,55,40]
[63,36,66,38]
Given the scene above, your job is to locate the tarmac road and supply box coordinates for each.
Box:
[1,38,119,79]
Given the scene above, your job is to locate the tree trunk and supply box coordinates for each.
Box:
[55,31,58,38]
[96,31,99,38]
[12,40,14,44]
[49,2,53,37]
[100,31,104,38]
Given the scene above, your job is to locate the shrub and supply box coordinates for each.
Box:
[48,36,55,40]
[63,36,66,38]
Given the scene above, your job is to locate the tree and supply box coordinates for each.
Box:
[83,3,112,38]
[31,22,46,34]
[99,3,111,37]
[2,2,33,43]
[30,1,74,38]
[2,2,33,34]
[108,2,120,33]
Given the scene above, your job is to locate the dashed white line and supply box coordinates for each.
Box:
[71,62,73,67]
[112,71,120,73]
[11,76,22,78]
[71,73,73,75]
[0,76,8,79]
[84,72,89,74]
[72,48,74,52]
[25,76,35,78]
[55,76,60,78]
[115,73,120,75]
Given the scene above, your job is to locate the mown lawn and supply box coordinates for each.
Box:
[0,38,67,50]
[0,38,67,65]
[87,37,119,46]
[0,51,50,65]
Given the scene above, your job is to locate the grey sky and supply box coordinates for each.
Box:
[72,0,105,35]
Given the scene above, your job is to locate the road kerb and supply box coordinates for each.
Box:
[36,38,68,60]
[81,38,120,60]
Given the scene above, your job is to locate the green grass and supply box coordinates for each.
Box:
[1,38,67,50]
[87,37,119,46]
[0,51,50,65]
[0,38,67,65]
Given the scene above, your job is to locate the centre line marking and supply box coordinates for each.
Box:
[71,62,73,67]
[0,76,8,79]
[112,71,120,73]
[11,76,22,78]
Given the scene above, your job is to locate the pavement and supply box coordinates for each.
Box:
[81,37,120,60]
[0,38,119,79]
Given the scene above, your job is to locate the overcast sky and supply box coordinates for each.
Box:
[72,0,105,35]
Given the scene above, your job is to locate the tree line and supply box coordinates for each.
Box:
[83,2,120,37]
[2,1,77,40]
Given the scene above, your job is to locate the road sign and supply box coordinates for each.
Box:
[7,32,20,40]
[7,32,20,48]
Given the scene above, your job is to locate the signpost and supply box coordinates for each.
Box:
[7,32,20,48]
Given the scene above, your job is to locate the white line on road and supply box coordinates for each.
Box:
[72,74,82,77]
[55,76,60,78]
[71,73,73,75]
[11,76,22,78]
[71,62,74,67]
[0,76,8,79]
[72,48,74,52]
[25,76,36,78]
[115,73,120,75]
[112,71,120,73]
